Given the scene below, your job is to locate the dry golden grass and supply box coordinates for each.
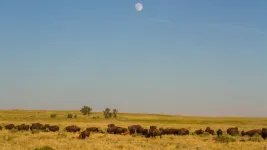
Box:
[0,110,266,150]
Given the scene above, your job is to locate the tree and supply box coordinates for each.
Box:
[103,108,112,118]
[112,109,118,118]
[80,106,92,116]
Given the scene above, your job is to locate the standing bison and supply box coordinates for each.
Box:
[195,129,204,135]
[227,127,239,136]
[128,125,143,135]
[242,129,262,137]
[262,128,267,139]
[5,124,15,130]
[65,125,81,133]
[79,130,90,139]
[205,127,215,135]
[217,129,223,137]
[145,126,162,138]
[49,125,59,132]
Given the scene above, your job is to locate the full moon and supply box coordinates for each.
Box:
[135,3,143,11]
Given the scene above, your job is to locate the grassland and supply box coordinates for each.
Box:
[0,110,266,150]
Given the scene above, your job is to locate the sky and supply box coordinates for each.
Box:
[0,0,266,116]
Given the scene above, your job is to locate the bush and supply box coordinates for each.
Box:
[34,146,54,150]
[50,114,57,118]
[74,114,78,118]
[213,135,236,143]
[248,133,264,142]
[112,109,118,118]
[67,113,73,118]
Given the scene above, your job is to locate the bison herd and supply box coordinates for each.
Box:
[1,123,267,140]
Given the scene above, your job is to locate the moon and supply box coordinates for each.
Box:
[135,3,143,11]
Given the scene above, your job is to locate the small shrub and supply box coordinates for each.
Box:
[249,133,264,142]
[50,114,57,118]
[74,114,78,118]
[214,135,236,143]
[34,146,54,150]
[67,113,73,118]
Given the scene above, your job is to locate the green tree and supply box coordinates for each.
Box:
[103,108,112,118]
[112,109,118,118]
[80,106,92,116]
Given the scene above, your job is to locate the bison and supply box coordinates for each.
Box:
[205,127,215,135]
[163,128,179,135]
[242,129,262,137]
[44,124,50,129]
[227,127,239,136]
[145,128,162,138]
[195,129,204,135]
[217,129,223,137]
[65,125,81,133]
[262,128,267,139]
[0,126,2,130]
[142,129,149,135]
[78,130,90,139]
[49,125,59,132]
[30,123,44,131]
[86,127,99,133]
[15,124,29,131]
[178,128,189,136]
[5,124,15,130]
[128,125,143,134]
[107,126,127,134]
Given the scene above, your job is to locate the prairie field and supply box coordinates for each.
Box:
[0,110,266,150]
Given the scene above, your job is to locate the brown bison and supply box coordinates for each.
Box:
[30,123,44,131]
[217,129,223,137]
[107,126,127,134]
[0,126,2,130]
[227,127,239,136]
[65,125,81,133]
[242,129,262,137]
[145,128,162,138]
[205,127,215,135]
[86,127,99,133]
[195,129,204,135]
[49,125,59,132]
[178,128,189,135]
[262,128,267,139]
[79,130,90,139]
[5,124,15,130]
[142,129,149,135]
[128,125,143,134]
[15,124,30,131]
[163,128,179,135]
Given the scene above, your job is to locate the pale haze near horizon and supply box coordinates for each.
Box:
[0,1,266,117]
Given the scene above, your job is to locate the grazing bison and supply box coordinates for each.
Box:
[205,127,215,135]
[65,125,81,133]
[178,128,189,136]
[163,128,179,135]
[227,127,239,136]
[30,123,44,131]
[86,127,99,133]
[128,125,143,134]
[79,130,90,139]
[195,129,204,135]
[262,128,267,139]
[107,126,127,134]
[15,124,29,131]
[242,129,262,137]
[217,129,223,137]
[49,125,59,132]
[5,124,15,130]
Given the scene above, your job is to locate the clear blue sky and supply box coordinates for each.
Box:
[0,0,266,116]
